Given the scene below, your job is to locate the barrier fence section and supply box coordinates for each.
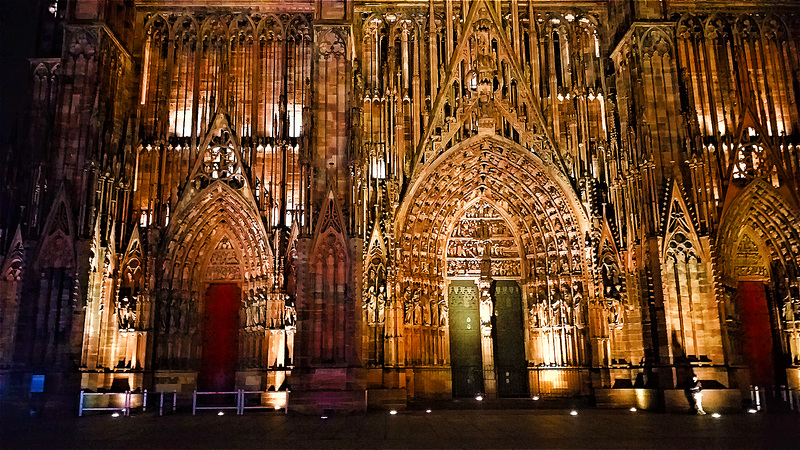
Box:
[78,390,143,417]
[750,385,800,412]
[192,390,242,415]
[159,391,178,416]
[240,390,288,415]
[191,390,289,415]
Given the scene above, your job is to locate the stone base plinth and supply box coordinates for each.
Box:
[288,389,367,414]
[288,367,366,414]
[594,388,636,408]
[367,388,407,410]
[153,371,197,393]
[597,388,742,412]
[786,368,800,390]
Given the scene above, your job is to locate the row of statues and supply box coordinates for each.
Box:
[362,283,451,327]
[402,287,449,327]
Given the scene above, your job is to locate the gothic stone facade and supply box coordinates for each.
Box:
[1,0,800,413]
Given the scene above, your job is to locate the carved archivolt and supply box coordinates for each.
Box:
[718,179,800,283]
[396,136,590,366]
[398,136,587,286]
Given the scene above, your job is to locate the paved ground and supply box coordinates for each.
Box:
[3,407,800,449]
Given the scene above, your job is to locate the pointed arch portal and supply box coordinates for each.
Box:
[157,179,277,389]
[717,180,800,386]
[396,135,591,397]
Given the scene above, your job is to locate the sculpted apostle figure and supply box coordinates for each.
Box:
[438,293,448,326]
[377,285,387,324]
[364,285,377,324]
[403,287,413,324]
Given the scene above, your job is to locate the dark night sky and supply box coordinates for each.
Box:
[0,1,42,150]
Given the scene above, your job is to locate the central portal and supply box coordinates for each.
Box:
[446,200,528,398]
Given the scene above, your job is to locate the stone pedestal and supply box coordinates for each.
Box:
[287,367,366,414]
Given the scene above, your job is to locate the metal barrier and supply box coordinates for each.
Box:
[750,385,800,412]
[159,391,178,416]
[80,389,287,416]
[192,390,242,415]
[192,389,289,415]
[239,390,289,415]
[78,390,146,417]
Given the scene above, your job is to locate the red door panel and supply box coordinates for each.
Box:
[738,281,775,386]
[198,283,240,391]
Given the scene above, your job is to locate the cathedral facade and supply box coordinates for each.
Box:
[1,0,800,413]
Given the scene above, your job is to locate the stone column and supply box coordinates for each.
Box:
[479,244,496,397]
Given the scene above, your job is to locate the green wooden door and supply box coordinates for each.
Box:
[448,281,484,397]
[492,280,528,397]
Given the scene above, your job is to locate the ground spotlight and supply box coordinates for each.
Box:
[217,411,224,416]
[570,410,578,416]
[711,413,721,418]
[426,409,432,413]
[321,415,328,419]
[475,395,483,401]
[389,410,398,415]
[747,408,758,414]
[629,407,637,412]
[111,412,120,418]
[274,405,281,410]
[532,396,540,401]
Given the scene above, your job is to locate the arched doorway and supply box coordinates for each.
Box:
[395,136,591,398]
[717,180,800,388]
[198,236,243,391]
[156,180,281,393]
[445,199,527,397]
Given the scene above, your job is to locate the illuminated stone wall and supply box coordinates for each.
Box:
[0,0,799,413]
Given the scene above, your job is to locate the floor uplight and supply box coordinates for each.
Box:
[711,413,721,418]
[532,396,540,401]
[475,395,483,401]
[111,412,120,418]
[570,410,578,416]
[321,415,328,419]
[217,411,225,416]
[389,410,398,415]
[629,407,637,412]
[747,408,757,414]
[426,409,432,413]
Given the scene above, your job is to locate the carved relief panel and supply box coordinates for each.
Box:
[446,201,521,278]
[205,237,242,281]
[732,233,768,280]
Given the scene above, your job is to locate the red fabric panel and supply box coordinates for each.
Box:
[198,283,240,391]
[738,281,775,386]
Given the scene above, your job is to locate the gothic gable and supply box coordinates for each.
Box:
[312,190,350,264]
[1,226,25,281]
[35,184,76,270]
[415,0,559,176]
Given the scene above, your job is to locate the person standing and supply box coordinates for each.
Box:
[685,374,706,415]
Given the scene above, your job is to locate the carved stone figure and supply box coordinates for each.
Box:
[364,285,377,324]
[116,296,137,331]
[376,285,387,324]
[403,287,413,324]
